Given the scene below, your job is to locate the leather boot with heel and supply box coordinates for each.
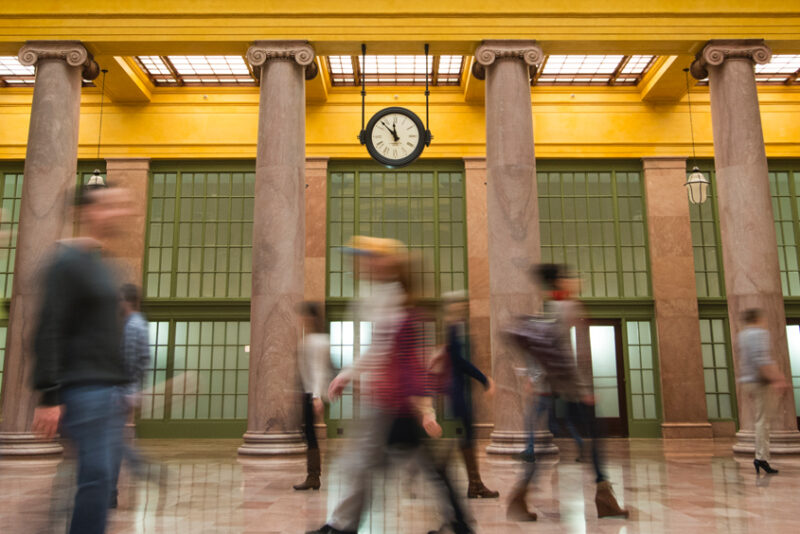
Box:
[595,480,629,518]
[293,448,321,490]
[754,459,778,474]
[461,446,499,499]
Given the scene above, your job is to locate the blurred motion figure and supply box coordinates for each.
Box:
[506,263,629,521]
[31,184,132,534]
[293,301,332,491]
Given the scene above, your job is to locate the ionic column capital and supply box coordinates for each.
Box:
[18,40,99,80]
[472,40,543,80]
[690,39,772,80]
[246,40,318,81]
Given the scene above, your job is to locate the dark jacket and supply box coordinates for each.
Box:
[446,322,489,412]
[33,243,127,406]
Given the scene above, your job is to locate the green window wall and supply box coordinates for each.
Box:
[145,167,254,299]
[138,319,250,437]
[0,171,23,300]
[140,163,254,437]
[0,169,22,405]
[327,163,467,300]
[688,169,725,298]
[699,318,736,420]
[538,165,651,298]
[769,167,800,297]
[625,320,660,421]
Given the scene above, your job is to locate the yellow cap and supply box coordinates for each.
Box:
[343,235,405,257]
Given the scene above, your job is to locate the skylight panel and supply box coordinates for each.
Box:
[754,54,800,84]
[135,55,255,86]
[535,55,654,86]
[0,56,35,86]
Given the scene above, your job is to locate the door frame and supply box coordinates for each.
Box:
[784,318,800,431]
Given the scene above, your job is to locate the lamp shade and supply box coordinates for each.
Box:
[685,167,709,205]
[87,169,106,187]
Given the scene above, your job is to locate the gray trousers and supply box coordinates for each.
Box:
[328,410,394,531]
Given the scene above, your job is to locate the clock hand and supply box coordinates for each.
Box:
[381,121,399,141]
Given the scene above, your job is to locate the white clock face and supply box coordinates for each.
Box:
[370,112,421,162]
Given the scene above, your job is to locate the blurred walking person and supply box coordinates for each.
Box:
[506,263,628,521]
[293,301,332,490]
[430,290,498,499]
[31,184,132,534]
[738,308,790,475]
[110,283,151,507]
[307,237,471,534]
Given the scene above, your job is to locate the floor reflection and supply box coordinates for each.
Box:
[1,438,799,533]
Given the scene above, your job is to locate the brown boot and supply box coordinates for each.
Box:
[293,448,321,490]
[506,486,537,521]
[461,447,499,498]
[595,481,629,518]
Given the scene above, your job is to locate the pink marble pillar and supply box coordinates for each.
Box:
[642,157,713,439]
[691,40,800,453]
[239,41,317,455]
[473,41,555,455]
[0,41,98,456]
[104,159,150,286]
[305,157,328,441]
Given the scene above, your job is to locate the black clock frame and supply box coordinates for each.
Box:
[364,106,427,168]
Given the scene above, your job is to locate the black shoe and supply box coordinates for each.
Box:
[754,459,778,474]
[305,525,356,534]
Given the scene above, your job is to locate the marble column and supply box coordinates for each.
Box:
[239,41,317,455]
[0,41,98,456]
[105,159,150,285]
[691,40,800,453]
[464,158,494,439]
[304,157,328,304]
[473,41,555,455]
[642,157,713,439]
[304,157,328,441]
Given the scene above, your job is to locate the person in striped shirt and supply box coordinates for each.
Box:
[308,237,472,534]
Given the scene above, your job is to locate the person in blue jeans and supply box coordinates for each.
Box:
[515,364,585,463]
[31,184,132,534]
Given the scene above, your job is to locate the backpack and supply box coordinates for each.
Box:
[506,314,574,371]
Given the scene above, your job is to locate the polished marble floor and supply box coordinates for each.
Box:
[1,438,799,533]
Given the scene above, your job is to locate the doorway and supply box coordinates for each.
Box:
[784,320,800,430]
[553,319,628,437]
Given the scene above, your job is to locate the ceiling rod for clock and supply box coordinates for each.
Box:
[358,43,367,145]
[424,43,432,147]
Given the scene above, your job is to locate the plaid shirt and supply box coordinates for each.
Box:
[122,312,151,394]
[371,310,432,415]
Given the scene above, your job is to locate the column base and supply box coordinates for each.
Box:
[661,422,714,439]
[486,430,559,455]
[238,431,307,456]
[733,429,800,455]
[0,432,64,456]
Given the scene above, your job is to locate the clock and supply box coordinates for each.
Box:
[362,107,429,168]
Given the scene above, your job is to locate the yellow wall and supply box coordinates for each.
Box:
[1,86,799,160]
[1,2,799,161]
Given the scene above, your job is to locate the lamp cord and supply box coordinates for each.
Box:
[96,69,108,160]
[684,69,697,167]
[360,44,366,138]
[425,43,431,139]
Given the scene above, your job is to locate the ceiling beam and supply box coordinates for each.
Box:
[462,57,483,104]
[93,55,152,103]
[639,55,695,103]
[306,56,329,103]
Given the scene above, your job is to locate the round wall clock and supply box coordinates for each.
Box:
[364,107,428,168]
